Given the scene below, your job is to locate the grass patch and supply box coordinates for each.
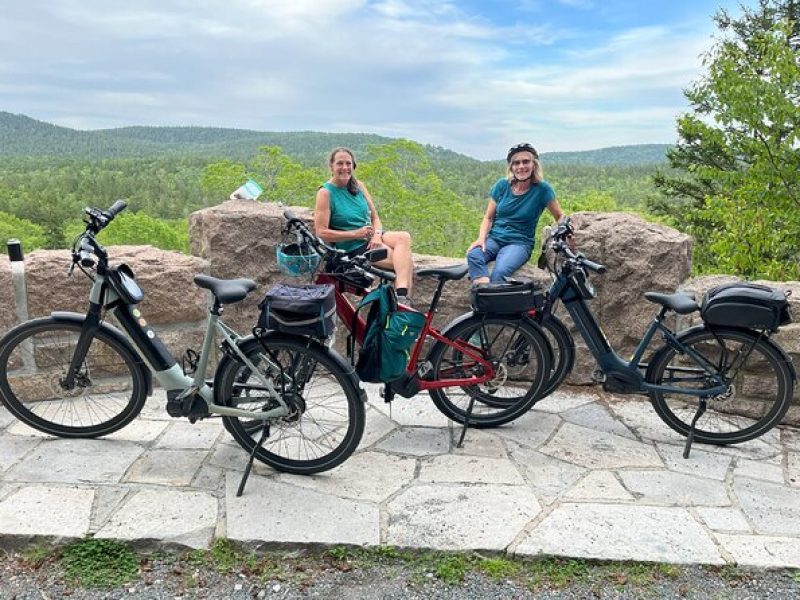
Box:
[60,538,139,588]
[433,554,473,584]
[20,543,52,568]
[478,556,521,580]
[601,562,680,588]
[706,564,754,585]
[186,538,264,576]
[528,557,592,589]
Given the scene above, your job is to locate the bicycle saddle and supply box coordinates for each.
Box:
[193,274,257,304]
[644,291,699,314]
[416,264,469,281]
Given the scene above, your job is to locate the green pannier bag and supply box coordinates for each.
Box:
[352,284,425,383]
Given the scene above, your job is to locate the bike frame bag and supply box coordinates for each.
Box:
[256,283,336,338]
[470,278,544,314]
[700,282,791,332]
[107,264,144,305]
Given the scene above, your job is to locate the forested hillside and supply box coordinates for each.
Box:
[0,112,667,166]
[0,112,668,260]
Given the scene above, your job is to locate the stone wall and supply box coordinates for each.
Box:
[2,199,798,418]
[0,246,209,366]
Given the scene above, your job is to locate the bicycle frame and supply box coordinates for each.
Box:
[76,270,292,420]
[316,273,498,390]
[545,268,729,398]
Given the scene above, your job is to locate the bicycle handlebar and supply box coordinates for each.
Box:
[282,210,396,283]
[548,217,607,275]
[71,200,129,271]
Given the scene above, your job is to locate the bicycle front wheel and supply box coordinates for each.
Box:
[216,334,365,475]
[0,318,147,437]
[536,314,575,399]
[427,315,549,428]
[646,326,793,444]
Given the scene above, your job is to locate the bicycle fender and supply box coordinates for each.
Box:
[216,333,366,402]
[438,311,479,338]
[704,324,795,381]
[645,324,797,383]
[49,312,154,395]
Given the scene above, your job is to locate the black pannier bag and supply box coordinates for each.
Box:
[256,283,336,338]
[700,282,791,332]
[471,278,544,314]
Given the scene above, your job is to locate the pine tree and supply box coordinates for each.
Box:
[651,0,800,278]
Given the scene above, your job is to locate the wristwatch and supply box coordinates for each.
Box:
[375,229,384,236]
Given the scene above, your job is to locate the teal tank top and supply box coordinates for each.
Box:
[322,181,371,252]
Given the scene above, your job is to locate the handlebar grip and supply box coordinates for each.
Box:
[582,259,606,274]
[369,267,396,282]
[283,209,297,221]
[106,199,127,219]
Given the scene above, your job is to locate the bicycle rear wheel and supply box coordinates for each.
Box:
[427,315,549,427]
[216,334,365,475]
[0,318,147,437]
[646,326,793,444]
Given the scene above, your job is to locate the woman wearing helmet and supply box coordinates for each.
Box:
[314,147,415,304]
[467,143,567,284]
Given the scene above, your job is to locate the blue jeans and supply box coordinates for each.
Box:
[466,238,532,283]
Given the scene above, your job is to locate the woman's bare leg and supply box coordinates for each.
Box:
[374,231,413,295]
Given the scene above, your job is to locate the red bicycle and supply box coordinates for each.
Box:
[281,211,552,430]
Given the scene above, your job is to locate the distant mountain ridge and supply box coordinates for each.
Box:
[0,111,670,166]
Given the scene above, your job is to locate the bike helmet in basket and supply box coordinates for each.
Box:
[276,242,321,277]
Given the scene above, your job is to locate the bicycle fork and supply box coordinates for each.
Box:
[62,303,104,391]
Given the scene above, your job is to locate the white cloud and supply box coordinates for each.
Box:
[0,0,728,159]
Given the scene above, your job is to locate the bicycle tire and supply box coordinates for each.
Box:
[427,315,549,428]
[646,326,793,444]
[536,315,575,399]
[0,318,147,437]
[216,334,365,475]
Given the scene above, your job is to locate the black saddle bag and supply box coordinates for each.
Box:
[256,283,336,338]
[470,278,544,314]
[700,282,791,332]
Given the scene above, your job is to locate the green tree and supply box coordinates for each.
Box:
[201,160,247,201]
[651,0,800,279]
[247,145,323,206]
[64,213,189,253]
[0,211,48,252]
[358,140,481,257]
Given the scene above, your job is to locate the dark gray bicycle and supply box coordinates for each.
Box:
[529,219,794,456]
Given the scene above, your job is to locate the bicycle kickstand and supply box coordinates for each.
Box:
[682,398,707,459]
[381,385,395,419]
[236,422,270,497]
[456,397,476,448]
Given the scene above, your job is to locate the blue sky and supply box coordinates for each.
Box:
[0,0,750,159]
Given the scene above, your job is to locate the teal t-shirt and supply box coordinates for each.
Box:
[488,178,555,246]
[322,181,371,252]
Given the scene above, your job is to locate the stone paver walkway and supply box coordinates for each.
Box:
[1,386,799,568]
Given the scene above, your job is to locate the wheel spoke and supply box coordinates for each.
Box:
[0,321,145,437]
